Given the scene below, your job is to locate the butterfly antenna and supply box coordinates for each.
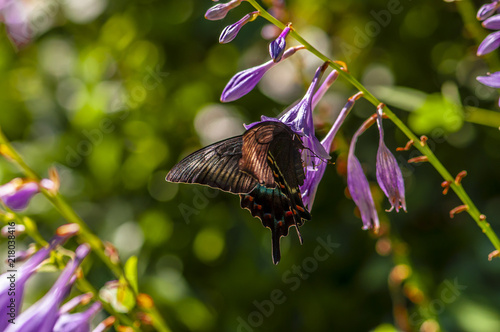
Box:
[294,221,303,244]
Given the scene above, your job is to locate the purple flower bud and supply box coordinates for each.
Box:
[221,46,301,102]
[54,302,102,332]
[6,244,91,332]
[347,121,379,231]
[477,1,500,21]
[375,109,406,212]
[0,178,55,211]
[219,11,259,44]
[477,30,500,56]
[301,92,361,209]
[0,228,78,331]
[483,14,500,29]
[204,0,242,21]
[269,26,291,62]
[477,71,500,88]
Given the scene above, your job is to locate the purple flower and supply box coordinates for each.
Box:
[477,1,500,21]
[221,46,301,102]
[301,92,362,209]
[477,30,500,55]
[0,0,30,47]
[279,62,331,161]
[483,14,500,29]
[0,224,80,331]
[347,119,379,231]
[205,0,243,21]
[269,25,291,62]
[54,301,102,332]
[219,11,259,44]
[375,107,406,212]
[312,70,339,108]
[477,71,500,88]
[6,244,91,332]
[0,178,55,211]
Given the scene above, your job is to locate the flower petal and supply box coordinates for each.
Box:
[477,71,500,88]
[477,30,500,56]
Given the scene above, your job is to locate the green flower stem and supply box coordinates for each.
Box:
[247,0,500,252]
[0,127,171,331]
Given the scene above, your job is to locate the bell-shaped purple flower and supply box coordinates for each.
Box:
[375,107,406,212]
[483,14,500,29]
[221,46,301,102]
[0,224,80,331]
[477,30,500,55]
[5,244,91,332]
[54,301,102,332]
[347,119,379,231]
[279,62,331,161]
[301,91,362,209]
[204,0,242,21]
[0,178,55,211]
[0,0,30,47]
[269,25,291,62]
[477,71,500,87]
[477,1,500,21]
[219,11,259,44]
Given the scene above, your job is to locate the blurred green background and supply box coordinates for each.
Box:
[1,0,500,331]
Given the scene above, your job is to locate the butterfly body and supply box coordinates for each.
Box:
[166,121,311,264]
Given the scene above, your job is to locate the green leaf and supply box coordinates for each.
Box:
[124,255,139,294]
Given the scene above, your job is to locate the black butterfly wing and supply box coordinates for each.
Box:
[166,136,258,194]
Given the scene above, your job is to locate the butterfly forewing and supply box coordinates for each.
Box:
[166,136,258,194]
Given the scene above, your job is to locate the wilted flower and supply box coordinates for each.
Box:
[0,223,80,331]
[0,178,55,211]
[5,244,92,332]
[221,46,302,102]
[375,106,406,212]
[204,0,243,21]
[347,118,379,231]
[301,92,363,209]
[269,25,291,62]
[477,1,500,21]
[219,11,259,44]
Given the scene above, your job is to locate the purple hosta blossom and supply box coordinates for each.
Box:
[375,107,406,212]
[301,92,363,209]
[477,1,500,21]
[0,223,80,331]
[0,0,30,47]
[477,30,500,55]
[0,178,56,211]
[269,25,291,62]
[483,14,500,29]
[205,0,243,21]
[6,244,91,332]
[347,118,380,231]
[477,72,500,106]
[312,69,339,108]
[54,301,102,332]
[221,46,302,102]
[219,11,259,44]
[278,62,331,163]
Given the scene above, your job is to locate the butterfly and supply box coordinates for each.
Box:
[166,121,311,264]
